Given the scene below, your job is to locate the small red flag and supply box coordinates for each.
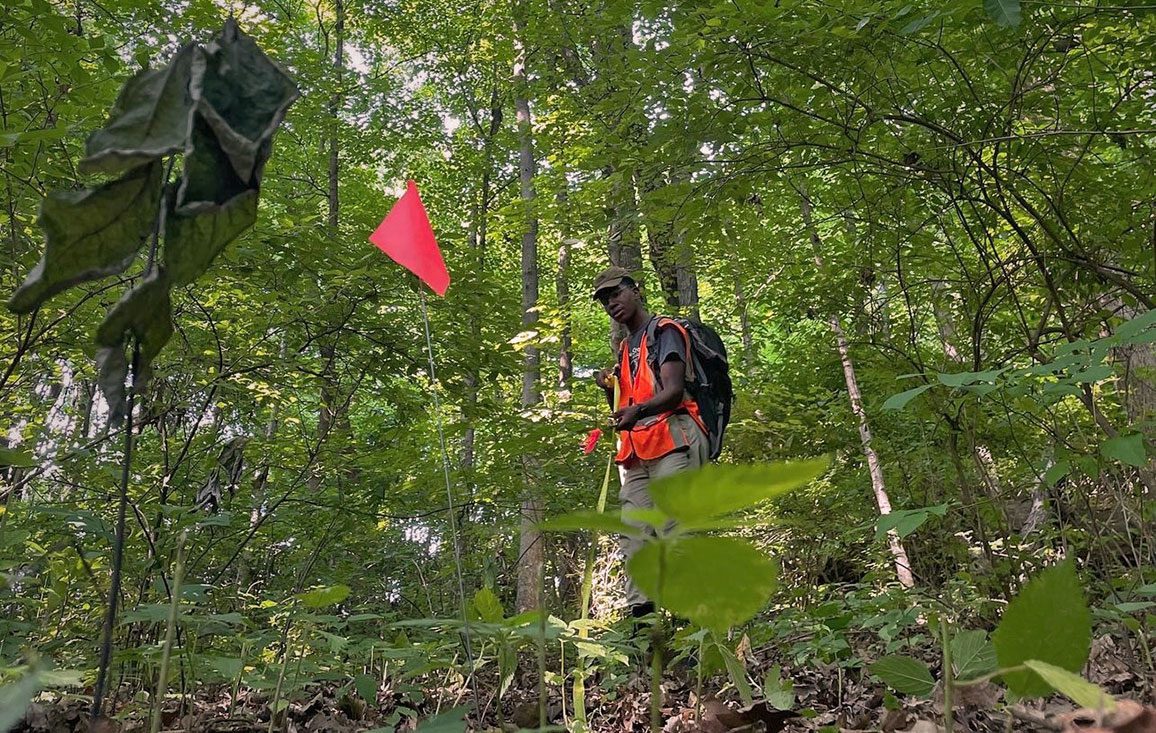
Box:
[369,180,450,296]
[582,428,603,455]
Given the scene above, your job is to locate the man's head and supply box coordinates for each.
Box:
[592,266,643,325]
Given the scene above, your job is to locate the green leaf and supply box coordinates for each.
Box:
[165,115,259,287]
[622,508,670,529]
[93,270,174,424]
[1100,434,1147,468]
[937,369,1005,387]
[993,562,1091,697]
[869,655,935,696]
[0,671,41,733]
[538,510,640,536]
[882,384,932,411]
[79,44,198,175]
[471,587,504,623]
[951,630,996,681]
[762,666,795,710]
[0,447,36,468]
[1022,660,1114,710]
[627,536,777,631]
[195,20,299,184]
[8,161,163,314]
[718,643,755,706]
[297,584,351,608]
[415,705,468,732]
[38,669,86,688]
[354,673,377,704]
[875,504,948,540]
[1043,461,1070,487]
[983,0,1021,26]
[649,457,829,523]
[203,656,243,679]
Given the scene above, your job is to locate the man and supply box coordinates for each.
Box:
[591,266,710,620]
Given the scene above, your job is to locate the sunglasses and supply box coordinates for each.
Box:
[595,283,633,307]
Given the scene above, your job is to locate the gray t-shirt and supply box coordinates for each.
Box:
[625,318,686,384]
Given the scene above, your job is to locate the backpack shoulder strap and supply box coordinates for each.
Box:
[648,316,695,381]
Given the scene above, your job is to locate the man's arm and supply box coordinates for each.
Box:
[612,358,685,430]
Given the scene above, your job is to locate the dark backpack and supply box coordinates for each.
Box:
[646,316,733,461]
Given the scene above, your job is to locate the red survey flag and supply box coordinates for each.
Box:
[369,180,450,296]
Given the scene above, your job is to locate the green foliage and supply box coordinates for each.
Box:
[950,630,996,681]
[869,655,936,696]
[6,19,297,422]
[992,562,1092,697]
[297,585,351,609]
[649,458,830,524]
[629,536,779,632]
[875,504,949,540]
[0,671,40,733]
[1022,660,1114,710]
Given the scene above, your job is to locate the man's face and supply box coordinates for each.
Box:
[596,282,639,324]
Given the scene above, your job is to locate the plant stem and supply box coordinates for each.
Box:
[941,618,954,733]
[150,530,187,733]
[91,341,139,721]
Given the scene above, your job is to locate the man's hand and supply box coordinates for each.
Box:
[594,367,615,392]
[611,404,643,431]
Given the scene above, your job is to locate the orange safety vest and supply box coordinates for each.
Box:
[615,319,706,464]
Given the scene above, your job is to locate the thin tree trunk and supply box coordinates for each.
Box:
[513,0,543,613]
[557,185,573,390]
[797,184,914,588]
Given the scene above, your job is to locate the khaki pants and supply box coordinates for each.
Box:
[618,414,709,607]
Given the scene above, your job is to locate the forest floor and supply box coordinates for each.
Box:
[11,631,1155,733]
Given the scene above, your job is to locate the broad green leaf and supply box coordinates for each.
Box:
[622,507,670,529]
[649,458,828,523]
[1100,434,1147,468]
[762,667,795,710]
[951,630,996,681]
[628,536,777,631]
[1113,602,1154,613]
[204,656,243,679]
[0,447,36,468]
[718,643,755,706]
[38,669,86,688]
[869,655,935,696]
[984,0,1021,26]
[0,671,41,733]
[93,270,173,423]
[415,705,468,732]
[937,369,1005,387]
[165,115,259,286]
[993,562,1091,697]
[8,161,163,314]
[1023,660,1114,710]
[882,384,931,411]
[875,504,948,540]
[538,511,640,536]
[79,44,198,175]
[1043,461,1070,487]
[354,673,377,703]
[471,587,504,623]
[196,20,299,183]
[297,584,351,609]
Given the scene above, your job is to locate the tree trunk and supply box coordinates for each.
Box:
[557,184,573,391]
[797,184,914,588]
[513,0,543,614]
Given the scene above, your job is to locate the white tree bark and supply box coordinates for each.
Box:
[797,183,914,588]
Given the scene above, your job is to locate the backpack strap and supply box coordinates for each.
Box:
[646,316,695,388]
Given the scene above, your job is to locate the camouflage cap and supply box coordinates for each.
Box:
[591,266,635,299]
